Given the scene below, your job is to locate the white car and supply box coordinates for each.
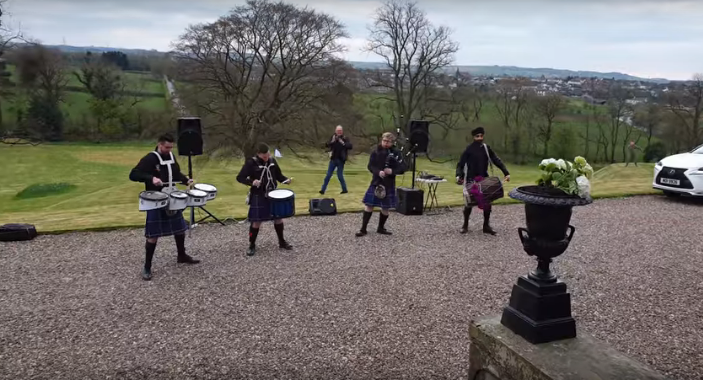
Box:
[653,144,703,197]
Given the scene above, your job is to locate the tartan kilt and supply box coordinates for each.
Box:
[248,193,275,222]
[362,184,397,209]
[145,209,188,238]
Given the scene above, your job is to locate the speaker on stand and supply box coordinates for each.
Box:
[177,117,203,156]
[176,117,225,230]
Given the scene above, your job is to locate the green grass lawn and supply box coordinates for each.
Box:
[0,143,659,233]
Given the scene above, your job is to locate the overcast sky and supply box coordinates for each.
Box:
[4,0,701,80]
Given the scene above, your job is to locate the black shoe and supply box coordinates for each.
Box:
[377,228,392,235]
[319,190,325,195]
[279,241,293,250]
[177,254,201,264]
[247,246,256,256]
[460,227,469,234]
[483,226,497,236]
[355,230,367,237]
[341,190,348,194]
[142,267,152,281]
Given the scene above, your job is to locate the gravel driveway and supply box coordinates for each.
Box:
[1,196,701,379]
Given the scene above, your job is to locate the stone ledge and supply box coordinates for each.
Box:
[468,315,669,380]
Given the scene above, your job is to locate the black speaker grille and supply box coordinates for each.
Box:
[409,120,429,153]
[177,117,203,156]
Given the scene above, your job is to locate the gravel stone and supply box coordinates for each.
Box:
[0,196,701,379]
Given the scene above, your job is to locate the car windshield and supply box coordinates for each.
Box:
[693,145,703,154]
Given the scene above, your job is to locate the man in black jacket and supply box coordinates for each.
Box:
[456,127,510,235]
[236,143,293,256]
[319,125,352,194]
[129,133,200,281]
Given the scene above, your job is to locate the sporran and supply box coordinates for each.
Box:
[374,184,386,199]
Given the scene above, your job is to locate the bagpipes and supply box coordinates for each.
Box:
[384,146,408,175]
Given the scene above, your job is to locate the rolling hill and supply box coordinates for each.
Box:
[348,61,670,83]
[37,44,671,83]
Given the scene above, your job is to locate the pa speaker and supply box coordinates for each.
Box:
[309,198,337,215]
[396,187,424,215]
[409,120,429,153]
[177,117,203,156]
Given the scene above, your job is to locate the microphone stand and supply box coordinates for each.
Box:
[404,143,419,189]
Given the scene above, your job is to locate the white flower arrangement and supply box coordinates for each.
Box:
[537,156,594,198]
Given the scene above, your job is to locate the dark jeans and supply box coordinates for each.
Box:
[321,159,347,192]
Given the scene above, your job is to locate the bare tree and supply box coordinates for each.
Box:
[666,73,703,149]
[13,44,68,141]
[632,103,662,147]
[455,84,484,123]
[15,44,68,102]
[74,52,126,101]
[606,84,631,162]
[583,103,610,162]
[0,1,22,51]
[416,76,461,142]
[0,0,23,129]
[365,0,458,133]
[660,110,687,154]
[532,93,565,156]
[172,0,348,156]
[493,79,529,156]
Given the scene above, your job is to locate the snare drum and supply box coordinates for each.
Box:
[168,191,189,210]
[139,191,169,211]
[194,183,217,201]
[267,189,295,219]
[186,189,208,207]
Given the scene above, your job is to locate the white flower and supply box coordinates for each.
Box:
[576,175,591,198]
[539,158,558,170]
[556,159,567,170]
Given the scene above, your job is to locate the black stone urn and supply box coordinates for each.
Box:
[500,185,592,344]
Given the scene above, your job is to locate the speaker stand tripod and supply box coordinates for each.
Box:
[187,155,225,230]
[405,144,418,190]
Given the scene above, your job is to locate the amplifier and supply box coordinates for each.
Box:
[309,198,337,215]
[396,187,424,215]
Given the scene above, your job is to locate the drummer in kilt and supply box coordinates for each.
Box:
[236,143,293,256]
[456,127,510,235]
[129,133,200,281]
[356,132,404,237]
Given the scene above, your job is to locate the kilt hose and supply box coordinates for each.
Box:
[362,183,397,209]
[145,208,188,238]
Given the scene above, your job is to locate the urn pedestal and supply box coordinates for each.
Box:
[500,185,592,344]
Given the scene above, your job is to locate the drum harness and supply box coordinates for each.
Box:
[151,151,181,215]
[246,158,277,204]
